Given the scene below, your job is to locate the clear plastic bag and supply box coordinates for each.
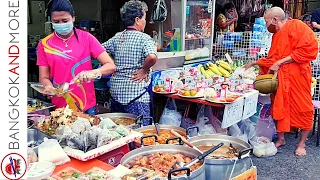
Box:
[250,136,277,157]
[97,129,113,147]
[196,105,226,135]
[27,147,38,165]
[71,118,91,135]
[256,116,276,141]
[38,138,70,165]
[228,124,248,142]
[239,119,256,140]
[159,98,182,126]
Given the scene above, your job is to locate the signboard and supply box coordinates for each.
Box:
[242,90,259,120]
[221,97,244,128]
[232,166,257,180]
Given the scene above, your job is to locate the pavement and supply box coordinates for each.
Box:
[252,133,320,180]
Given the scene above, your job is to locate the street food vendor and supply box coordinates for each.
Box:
[102,0,158,125]
[37,0,116,115]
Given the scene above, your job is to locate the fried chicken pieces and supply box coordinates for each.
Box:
[126,153,202,177]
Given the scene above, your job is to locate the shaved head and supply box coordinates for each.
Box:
[264,6,287,33]
[264,7,286,20]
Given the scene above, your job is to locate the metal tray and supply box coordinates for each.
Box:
[27,97,55,115]
[28,128,54,154]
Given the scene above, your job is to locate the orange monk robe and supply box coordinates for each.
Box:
[256,19,319,132]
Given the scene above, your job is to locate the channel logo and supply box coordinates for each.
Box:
[1,153,27,180]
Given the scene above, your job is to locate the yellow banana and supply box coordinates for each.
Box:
[209,64,223,76]
[217,61,232,71]
[206,69,214,76]
[200,66,211,78]
[218,65,230,77]
[208,62,215,67]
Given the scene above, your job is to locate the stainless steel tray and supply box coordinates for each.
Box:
[27,97,55,115]
[28,128,54,154]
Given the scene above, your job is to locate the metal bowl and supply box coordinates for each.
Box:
[120,144,206,180]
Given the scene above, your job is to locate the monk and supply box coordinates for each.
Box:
[245,7,319,156]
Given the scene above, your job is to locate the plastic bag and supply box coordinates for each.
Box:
[38,138,70,165]
[159,98,182,126]
[256,116,276,141]
[228,124,248,142]
[99,117,117,129]
[196,105,227,135]
[27,147,38,165]
[250,136,277,157]
[239,119,256,140]
[97,129,113,147]
[71,118,91,135]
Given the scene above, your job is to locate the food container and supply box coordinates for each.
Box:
[27,161,55,180]
[188,134,253,180]
[254,73,278,94]
[134,125,199,148]
[97,113,142,129]
[120,144,206,180]
[28,97,55,115]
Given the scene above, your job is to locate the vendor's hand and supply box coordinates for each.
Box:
[43,85,54,95]
[268,62,281,73]
[132,69,148,83]
[73,69,102,83]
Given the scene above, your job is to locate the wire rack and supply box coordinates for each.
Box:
[213,31,271,66]
[213,31,320,101]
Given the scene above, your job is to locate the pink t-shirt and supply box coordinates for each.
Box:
[37,29,105,111]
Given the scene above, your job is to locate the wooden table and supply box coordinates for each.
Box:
[53,158,114,174]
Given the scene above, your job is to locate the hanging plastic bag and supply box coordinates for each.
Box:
[256,116,276,141]
[239,119,256,140]
[203,105,227,134]
[196,105,216,135]
[159,98,182,126]
[228,124,248,142]
[38,138,70,165]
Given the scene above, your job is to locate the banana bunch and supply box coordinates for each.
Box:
[197,61,233,78]
[215,60,232,77]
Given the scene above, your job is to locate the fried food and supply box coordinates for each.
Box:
[125,152,202,177]
[139,130,186,145]
[197,143,240,159]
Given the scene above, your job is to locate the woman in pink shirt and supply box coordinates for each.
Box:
[37,0,115,115]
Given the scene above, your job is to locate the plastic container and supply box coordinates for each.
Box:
[251,32,263,40]
[223,40,234,48]
[27,161,55,180]
[97,144,130,167]
[253,24,266,33]
[254,17,266,27]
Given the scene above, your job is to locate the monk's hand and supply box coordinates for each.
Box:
[244,61,256,70]
[132,69,148,83]
[268,62,281,73]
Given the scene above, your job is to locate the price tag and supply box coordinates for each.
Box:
[231,166,257,180]
[221,97,244,128]
[242,90,259,119]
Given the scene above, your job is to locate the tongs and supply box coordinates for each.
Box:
[170,129,202,152]
[154,123,161,136]
[173,142,224,168]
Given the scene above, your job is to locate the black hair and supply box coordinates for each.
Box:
[301,14,312,22]
[224,2,235,12]
[46,0,78,40]
[120,0,148,27]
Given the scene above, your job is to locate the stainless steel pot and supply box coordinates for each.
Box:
[188,134,253,180]
[97,113,141,128]
[134,125,199,147]
[120,144,206,180]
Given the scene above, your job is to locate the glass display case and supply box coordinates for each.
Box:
[181,0,216,64]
